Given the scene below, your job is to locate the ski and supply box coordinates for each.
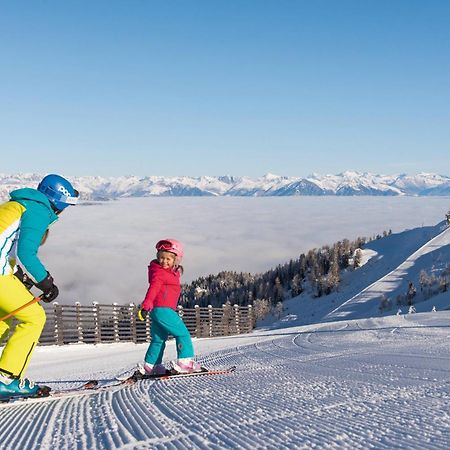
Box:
[117,365,236,381]
[0,379,99,404]
[49,379,99,396]
[0,367,236,405]
[158,366,236,380]
[140,365,236,381]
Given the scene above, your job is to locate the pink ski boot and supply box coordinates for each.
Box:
[171,358,203,374]
[142,363,168,376]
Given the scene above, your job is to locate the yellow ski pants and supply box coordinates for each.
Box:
[0,274,46,378]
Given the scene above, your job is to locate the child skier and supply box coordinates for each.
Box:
[138,239,202,375]
[0,174,79,401]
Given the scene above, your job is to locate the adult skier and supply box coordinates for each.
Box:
[0,174,79,401]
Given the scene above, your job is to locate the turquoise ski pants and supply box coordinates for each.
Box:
[145,307,194,365]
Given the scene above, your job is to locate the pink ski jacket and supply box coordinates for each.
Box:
[141,260,181,311]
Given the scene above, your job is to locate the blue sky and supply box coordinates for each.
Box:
[1,1,449,177]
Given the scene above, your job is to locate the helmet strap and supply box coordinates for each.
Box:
[50,203,63,215]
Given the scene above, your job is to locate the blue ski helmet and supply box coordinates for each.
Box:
[37,174,79,212]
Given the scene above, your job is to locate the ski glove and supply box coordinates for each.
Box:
[137,307,149,321]
[14,266,34,290]
[35,273,59,303]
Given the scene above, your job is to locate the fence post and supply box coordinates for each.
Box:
[113,303,120,342]
[53,302,63,345]
[129,303,137,343]
[247,304,254,332]
[194,305,201,338]
[93,302,101,344]
[208,305,213,337]
[75,302,83,343]
[221,304,229,336]
[234,304,240,334]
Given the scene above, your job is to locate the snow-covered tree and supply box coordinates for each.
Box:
[353,249,363,268]
[253,299,271,320]
[290,274,303,297]
[275,302,283,319]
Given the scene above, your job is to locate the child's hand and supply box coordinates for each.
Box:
[137,307,148,321]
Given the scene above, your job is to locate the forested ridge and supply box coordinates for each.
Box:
[181,231,392,311]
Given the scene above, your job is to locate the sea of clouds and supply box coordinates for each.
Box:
[37,196,450,306]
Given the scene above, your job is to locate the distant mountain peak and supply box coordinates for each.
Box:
[262,172,282,180]
[0,172,449,201]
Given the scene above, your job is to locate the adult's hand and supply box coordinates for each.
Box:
[35,273,59,303]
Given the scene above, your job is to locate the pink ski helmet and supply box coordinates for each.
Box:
[156,239,184,263]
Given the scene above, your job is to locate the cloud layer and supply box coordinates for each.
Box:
[37,197,450,305]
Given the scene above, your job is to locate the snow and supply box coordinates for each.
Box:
[1,192,449,448]
[1,313,449,449]
[327,222,450,321]
[258,220,450,330]
[357,247,378,267]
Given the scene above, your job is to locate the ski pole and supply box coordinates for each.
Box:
[0,296,42,322]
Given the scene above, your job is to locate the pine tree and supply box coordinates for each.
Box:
[290,274,303,297]
[273,277,284,304]
[353,249,362,268]
[406,281,416,305]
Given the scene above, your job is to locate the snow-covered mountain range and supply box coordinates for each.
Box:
[1,171,449,200]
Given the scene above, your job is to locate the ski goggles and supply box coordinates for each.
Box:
[54,189,79,205]
[156,240,176,252]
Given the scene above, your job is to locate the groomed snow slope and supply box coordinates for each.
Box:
[260,221,450,330]
[1,313,450,449]
[326,223,450,321]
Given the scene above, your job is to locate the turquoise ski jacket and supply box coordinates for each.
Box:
[4,188,58,282]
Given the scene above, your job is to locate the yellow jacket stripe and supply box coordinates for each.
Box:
[0,201,26,276]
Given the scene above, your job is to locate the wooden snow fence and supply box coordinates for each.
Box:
[37,302,256,346]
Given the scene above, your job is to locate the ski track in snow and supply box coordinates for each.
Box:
[1,314,450,449]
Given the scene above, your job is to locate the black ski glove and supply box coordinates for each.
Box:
[35,273,59,303]
[14,266,34,290]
